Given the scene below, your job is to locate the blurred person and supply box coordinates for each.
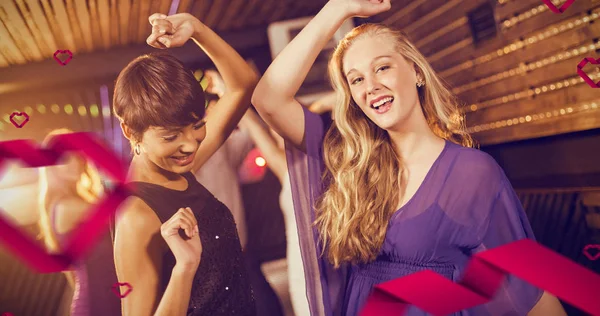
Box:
[112,12,257,315]
[38,128,121,316]
[251,0,567,315]
[193,69,254,250]
[193,69,287,316]
[308,91,336,116]
[239,108,310,316]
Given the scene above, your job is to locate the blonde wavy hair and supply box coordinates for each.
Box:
[315,24,475,268]
[37,128,104,286]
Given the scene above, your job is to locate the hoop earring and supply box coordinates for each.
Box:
[416,79,425,87]
[134,143,141,156]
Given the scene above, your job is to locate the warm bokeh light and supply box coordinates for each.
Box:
[51,104,60,114]
[24,106,33,115]
[90,104,99,117]
[64,104,73,115]
[255,156,266,167]
[78,105,87,116]
[37,104,46,114]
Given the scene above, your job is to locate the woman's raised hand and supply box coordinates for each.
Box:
[146,13,202,49]
[160,207,203,270]
[331,0,392,19]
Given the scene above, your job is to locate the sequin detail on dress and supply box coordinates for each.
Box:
[129,172,256,316]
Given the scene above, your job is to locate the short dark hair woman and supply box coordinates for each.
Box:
[112,13,258,316]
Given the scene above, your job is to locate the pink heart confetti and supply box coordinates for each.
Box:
[541,0,576,13]
[53,49,73,66]
[9,112,29,128]
[112,282,133,298]
[0,132,133,273]
[360,239,600,316]
[583,244,600,261]
[577,57,600,88]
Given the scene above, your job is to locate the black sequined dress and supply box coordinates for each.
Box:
[128,172,256,315]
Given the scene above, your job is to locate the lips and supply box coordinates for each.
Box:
[171,152,195,166]
[370,95,394,109]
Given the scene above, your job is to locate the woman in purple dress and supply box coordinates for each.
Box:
[38,128,121,316]
[251,0,567,315]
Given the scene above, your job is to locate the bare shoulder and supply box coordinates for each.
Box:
[115,196,162,236]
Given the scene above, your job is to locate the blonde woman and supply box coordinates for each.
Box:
[251,0,567,315]
[38,128,120,316]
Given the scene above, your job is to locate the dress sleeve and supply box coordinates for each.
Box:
[467,175,544,315]
[284,106,347,316]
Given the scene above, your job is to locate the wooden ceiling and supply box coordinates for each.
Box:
[0,0,328,67]
[0,0,599,147]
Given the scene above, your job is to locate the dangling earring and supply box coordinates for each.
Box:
[416,77,425,87]
[134,143,141,156]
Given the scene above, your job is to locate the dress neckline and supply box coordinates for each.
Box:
[392,139,450,218]
[129,172,193,193]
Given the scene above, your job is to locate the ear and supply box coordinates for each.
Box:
[120,121,133,141]
[412,63,422,81]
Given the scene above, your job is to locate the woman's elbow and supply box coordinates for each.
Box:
[251,80,276,113]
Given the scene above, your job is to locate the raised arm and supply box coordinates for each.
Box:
[146,13,258,170]
[238,108,287,182]
[114,198,200,316]
[251,0,390,151]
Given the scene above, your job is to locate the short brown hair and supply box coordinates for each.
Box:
[113,52,206,143]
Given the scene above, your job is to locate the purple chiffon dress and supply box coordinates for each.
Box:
[284,107,543,316]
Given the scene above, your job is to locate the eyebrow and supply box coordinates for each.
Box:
[345,55,393,77]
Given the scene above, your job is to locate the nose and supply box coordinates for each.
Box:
[365,75,381,95]
[179,130,199,154]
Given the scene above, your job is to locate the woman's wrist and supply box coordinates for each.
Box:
[173,262,199,277]
[324,0,354,21]
[191,18,207,41]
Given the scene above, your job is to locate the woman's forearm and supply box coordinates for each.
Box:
[190,21,257,93]
[252,1,349,112]
[154,265,196,316]
[240,110,286,175]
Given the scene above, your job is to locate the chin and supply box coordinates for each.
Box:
[172,164,194,174]
[374,115,407,131]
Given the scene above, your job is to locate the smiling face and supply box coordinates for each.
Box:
[137,119,207,174]
[113,53,209,175]
[342,34,422,131]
